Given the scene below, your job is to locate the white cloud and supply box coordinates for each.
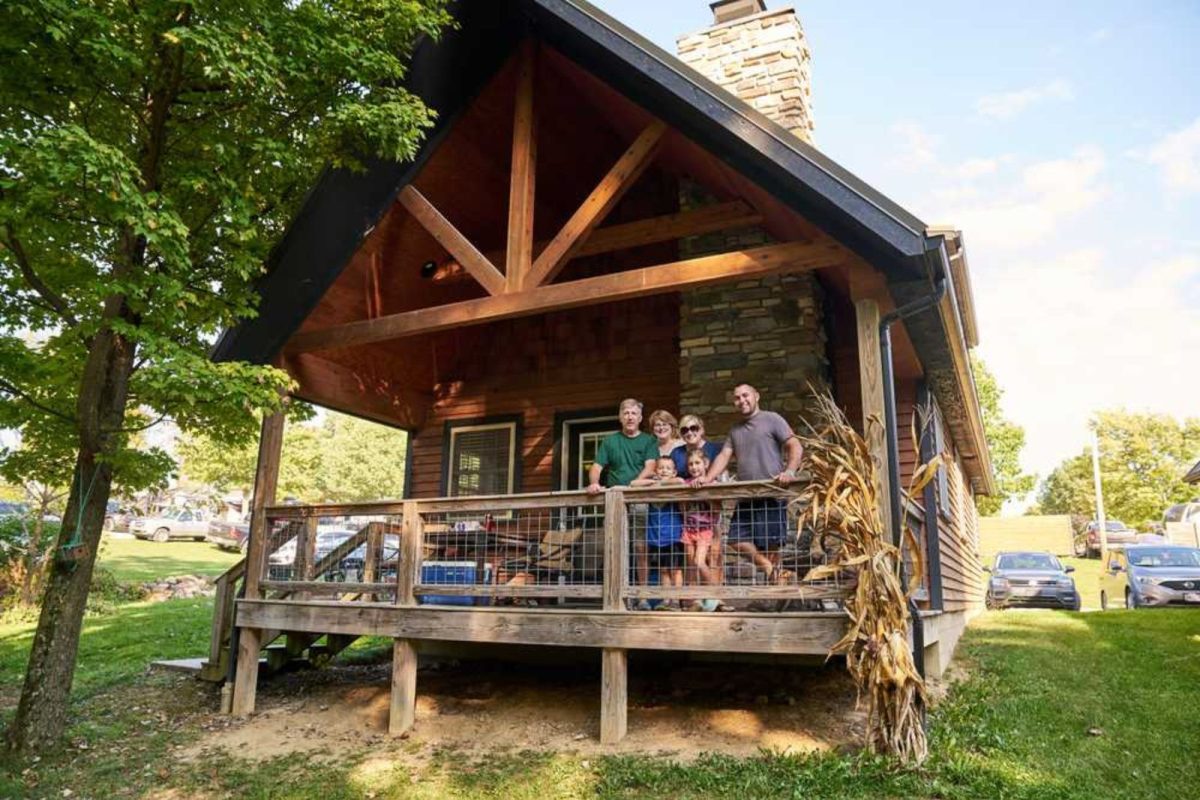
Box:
[974,250,1200,480]
[935,147,1108,250]
[975,78,1074,120]
[887,121,940,172]
[953,158,1000,180]
[1135,117,1200,194]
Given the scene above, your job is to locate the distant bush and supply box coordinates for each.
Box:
[0,516,61,606]
[86,566,146,615]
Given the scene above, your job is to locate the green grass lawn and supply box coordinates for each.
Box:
[3,603,1198,799]
[98,534,240,582]
[1060,556,1104,608]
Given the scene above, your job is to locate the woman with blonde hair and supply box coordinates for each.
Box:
[647,409,684,458]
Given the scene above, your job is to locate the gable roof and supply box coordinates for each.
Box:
[212,0,946,365]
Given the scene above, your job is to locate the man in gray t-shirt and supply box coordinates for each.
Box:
[698,383,803,583]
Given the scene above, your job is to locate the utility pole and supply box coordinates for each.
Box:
[1091,426,1108,561]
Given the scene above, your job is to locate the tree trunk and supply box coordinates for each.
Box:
[4,329,135,752]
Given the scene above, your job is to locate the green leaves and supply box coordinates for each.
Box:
[1038,410,1200,527]
[971,356,1036,516]
[0,0,450,489]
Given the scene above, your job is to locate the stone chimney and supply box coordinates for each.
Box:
[677,0,815,144]
[674,1,827,432]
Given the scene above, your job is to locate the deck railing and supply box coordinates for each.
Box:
[246,482,853,612]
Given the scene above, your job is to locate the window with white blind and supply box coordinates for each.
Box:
[446,422,518,497]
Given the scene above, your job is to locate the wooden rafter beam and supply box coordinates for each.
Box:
[524,120,668,289]
[425,200,764,285]
[506,39,537,293]
[578,200,761,258]
[397,186,505,297]
[285,240,845,354]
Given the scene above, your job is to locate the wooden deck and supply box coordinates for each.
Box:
[222,482,927,742]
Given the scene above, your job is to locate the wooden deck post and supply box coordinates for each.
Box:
[390,638,419,735]
[855,298,893,540]
[601,488,629,743]
[229,408,285,716]
[230,626,263,716]
[243,409,286,599]
[600,647,628,744]
[398,500,422,605]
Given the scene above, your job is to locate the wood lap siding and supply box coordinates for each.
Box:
[408,295,681,498]
[938,455,985,611]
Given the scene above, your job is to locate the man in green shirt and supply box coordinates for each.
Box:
[586,398,658,492]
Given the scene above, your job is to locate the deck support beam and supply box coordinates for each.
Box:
[600,648,627,744]
[855,298,893,540]
[390,638,419,735]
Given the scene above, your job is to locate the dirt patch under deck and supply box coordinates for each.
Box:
[186,655,868,763]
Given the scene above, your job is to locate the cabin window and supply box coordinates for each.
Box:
[444,421,518,497]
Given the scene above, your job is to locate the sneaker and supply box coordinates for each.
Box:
[699,598,719,613]
[635,599,653,611]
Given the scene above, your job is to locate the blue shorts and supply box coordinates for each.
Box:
[727,499,788,550]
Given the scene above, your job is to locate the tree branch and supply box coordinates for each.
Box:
[0,377,76,424]
[0,191,80,328]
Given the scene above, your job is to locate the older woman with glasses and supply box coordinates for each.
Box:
[647,409,685,458]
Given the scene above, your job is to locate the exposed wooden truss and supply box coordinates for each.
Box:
[398,186,505,296]
[285,240,845,353]
[506,39,537,292]
[424,200,763,284]
[524,120,668,288]
[283,39,856,357]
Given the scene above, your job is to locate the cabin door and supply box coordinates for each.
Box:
[559,416,618,491]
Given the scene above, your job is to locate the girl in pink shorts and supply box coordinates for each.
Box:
[682,451,726,610]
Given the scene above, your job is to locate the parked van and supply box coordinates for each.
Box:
[1163,502,1200,525]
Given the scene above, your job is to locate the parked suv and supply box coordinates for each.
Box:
[1075,520,1137,558]
[1099,544,1200,609]
[986,551,1081,611]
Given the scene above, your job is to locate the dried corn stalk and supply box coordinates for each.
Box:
[794,392,943,764]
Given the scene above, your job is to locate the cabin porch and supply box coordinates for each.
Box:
[213,478,942,743]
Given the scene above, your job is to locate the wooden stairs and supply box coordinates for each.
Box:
[198,522,388,682]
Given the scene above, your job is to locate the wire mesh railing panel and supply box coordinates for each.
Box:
[258,510,404,601]
[249,486,850,612]
[623,483,848,612]
[416,495,606,607]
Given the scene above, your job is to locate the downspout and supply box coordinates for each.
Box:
[879,276,947,680]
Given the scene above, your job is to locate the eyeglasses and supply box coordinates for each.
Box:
[680,425,702,434]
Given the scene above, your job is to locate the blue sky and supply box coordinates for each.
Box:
[595,0,1200,499]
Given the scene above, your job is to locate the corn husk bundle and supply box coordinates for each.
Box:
[793,392,942,764]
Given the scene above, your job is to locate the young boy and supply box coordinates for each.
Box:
[632,456,685,609]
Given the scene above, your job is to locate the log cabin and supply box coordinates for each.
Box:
[205,0,994,743]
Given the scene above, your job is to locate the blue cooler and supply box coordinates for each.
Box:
[420,560,492,606]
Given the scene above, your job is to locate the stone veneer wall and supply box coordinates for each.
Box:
[675,7,826,433]
[676,7,815,144]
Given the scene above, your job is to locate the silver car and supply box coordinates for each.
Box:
[1100,545,1200,609]
[986,551,1081,611]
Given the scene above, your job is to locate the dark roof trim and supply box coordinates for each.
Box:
[215,0,945,364]
[1186,459,1200,484]
[530,0,935,270]
[211,2,524,364]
